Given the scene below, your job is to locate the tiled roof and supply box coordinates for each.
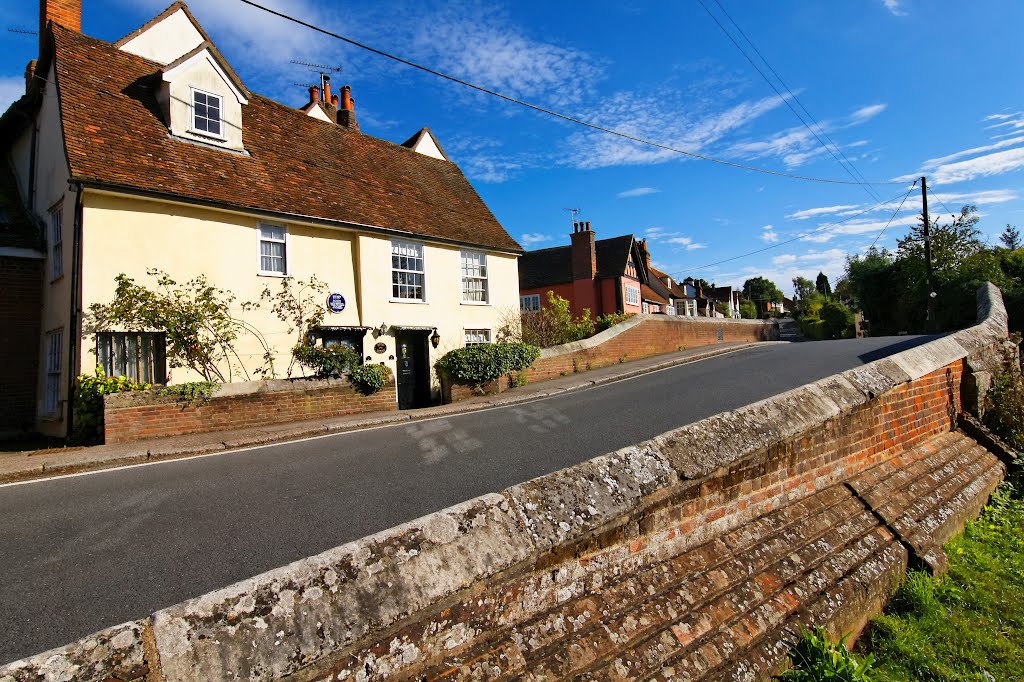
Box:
[640,284,668,305]
[518,234,636,289]
[648,266,687,299]
[48,25,520,252]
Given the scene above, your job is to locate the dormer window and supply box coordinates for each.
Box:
[191,89,222,137]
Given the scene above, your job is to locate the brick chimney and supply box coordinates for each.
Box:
[638,238,651,272]
[570,221,596,281]
[24,60,36,94]
[337,85,359,130]
[40,0,81,56]
[308,85,320,104]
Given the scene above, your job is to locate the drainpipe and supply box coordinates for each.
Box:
[28,123,38,213]
[65,182,83,432]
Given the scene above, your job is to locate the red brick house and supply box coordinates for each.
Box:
[518,222,650,317]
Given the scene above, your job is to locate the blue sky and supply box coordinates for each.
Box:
[2,0,1023,295]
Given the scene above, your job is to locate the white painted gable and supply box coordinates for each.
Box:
[410,132,445,160]
[118,8,205,66]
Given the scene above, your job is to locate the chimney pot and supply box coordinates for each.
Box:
[330,94,339,107]
[24,60,36,94]
[340,85,354,111]
[322,76,331,102]
[308,85,319,104]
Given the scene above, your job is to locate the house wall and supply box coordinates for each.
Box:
[77,192,519,408]
[0,255,44,434]
[117,7,205,65]
[518,282,576,311]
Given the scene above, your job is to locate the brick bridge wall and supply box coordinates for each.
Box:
[103,377,397,443]
[2,284,1012,681]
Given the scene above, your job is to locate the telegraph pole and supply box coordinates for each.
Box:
[921,176,936,331]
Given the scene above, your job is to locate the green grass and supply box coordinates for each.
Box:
[864,485,1024,681]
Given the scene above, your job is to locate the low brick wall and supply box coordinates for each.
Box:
[527,314,777,382]
[103,377,397,443]
[3,285,1011,681]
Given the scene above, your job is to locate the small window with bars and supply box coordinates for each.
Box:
[520,294,541,312]
[191,89,223,137]
[258,224,287,275]
[44,329,63,416]
[460,250,488,303]
[49,205,63,280]
[464,329,491,346]
[391,240,425,301]
[96,332,168,384]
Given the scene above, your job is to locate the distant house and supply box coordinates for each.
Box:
[518,221,650,317]
[708,285,742,319]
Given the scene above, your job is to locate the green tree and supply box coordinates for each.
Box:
[815,271,832,297]
[742,277,784,318]
[739,299,757,319]
[820,300,855,339]
[792,276,822,318]
[1001,224,1021,250]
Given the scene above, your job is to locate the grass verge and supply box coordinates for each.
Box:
[864,484,1024,681]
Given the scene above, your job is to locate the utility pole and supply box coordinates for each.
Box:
[921,176,936,332]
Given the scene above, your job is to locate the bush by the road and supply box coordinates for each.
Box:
[435,342,541,389]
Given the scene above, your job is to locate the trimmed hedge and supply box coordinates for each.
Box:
[435,342,541,388]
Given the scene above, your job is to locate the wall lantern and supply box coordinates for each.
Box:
[376,322,389,336]
[430,328,441,349]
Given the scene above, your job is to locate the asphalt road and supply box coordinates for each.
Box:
[0,335,936,663]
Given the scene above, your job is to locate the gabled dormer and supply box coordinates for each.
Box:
[401,127,448,160]
[115,2,249,151]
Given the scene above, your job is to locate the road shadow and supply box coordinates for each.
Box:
[857,334,946,364]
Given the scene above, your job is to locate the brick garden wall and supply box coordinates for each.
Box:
[103,378,397,443]
[527,315,777,382]
[0,256,43,434]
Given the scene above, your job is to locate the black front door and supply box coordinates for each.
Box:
[395,331,430,409]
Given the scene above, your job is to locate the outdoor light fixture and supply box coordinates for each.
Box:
[377,322,389,335]
[430,328,441,348]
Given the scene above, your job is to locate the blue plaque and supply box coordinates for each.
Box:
[326,293,346,313]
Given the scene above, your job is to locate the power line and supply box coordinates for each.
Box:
[238,0,908,187]
[867,184,916,251]
[671,189,914,276]
[698,0,886,204]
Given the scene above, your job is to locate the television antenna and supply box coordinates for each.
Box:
[563,207,580,228]
[290,60,343,94]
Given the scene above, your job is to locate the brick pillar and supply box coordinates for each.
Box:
[570,221,597,316]
[40,0,81,33]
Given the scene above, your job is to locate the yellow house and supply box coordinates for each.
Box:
[1,1,523,437]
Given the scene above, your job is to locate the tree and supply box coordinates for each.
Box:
[792,276,822,318]
[739,299,757,319]
[896,205,984,275]
[85,269,272,382]
[1001,224,1021,250]
[815,272,832,297]
[820,300,854,339]
[742,277,784,318]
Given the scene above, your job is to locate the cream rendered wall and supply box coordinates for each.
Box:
[17,62,76,436]
[164,55,244,150]
[80,192,361,385]
[118,8,205,66]
[356,235,520,394]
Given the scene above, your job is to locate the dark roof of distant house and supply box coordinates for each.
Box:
[30,24,520,253]
[708,285,736,302]
[518,234,638,289]
[0,162,40,250]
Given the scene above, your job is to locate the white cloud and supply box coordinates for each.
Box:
[897,146,1024,185]
[685,243,707,250]
[617,187,661,198]
[849,104,887,124]
[882,0,907,15]
[0,77,23,114]
[520,233,551,247]
[761,225,779,242]
[785,204,860,220]
[985,112,1023,121]
[666,237,693,246]
[567,91,786,169]
[773,254,797,265]
[920,136,1024,170]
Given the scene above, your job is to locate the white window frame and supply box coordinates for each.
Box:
[257,223,288,276]
[642,301,649,314]
[189,87,226,140]
[44,329,63,417]
[391,239,426,302]
[625,284,640,306]
[520,294,541,313]
[464,329,491,346]
[460,250,489,304]
[49,204,63,280]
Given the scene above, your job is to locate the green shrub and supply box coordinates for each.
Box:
[595,311,633,333]
[72,368,149,444]
[158,381,221,405]
[799,317,827,340]
[821,300,856,339]
[292,343,359,379]
[349,363,392,394]
[776,626,874,681]
[435,342,541,388]
[985,370,1024,453]
[519,292,595,347]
